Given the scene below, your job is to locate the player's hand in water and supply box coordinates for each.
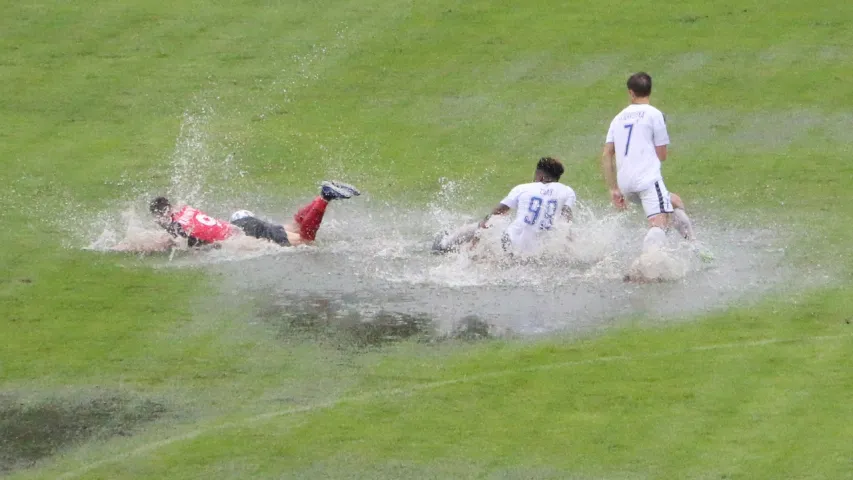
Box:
[610,188,626,210]
[480,204,509,229]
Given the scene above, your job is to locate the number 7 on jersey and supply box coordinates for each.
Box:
[623,124,634,155]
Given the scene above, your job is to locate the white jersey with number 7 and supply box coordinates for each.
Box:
[605,104,670,193]
[500,182,576,253]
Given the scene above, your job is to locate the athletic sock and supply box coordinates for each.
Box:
[671,208,695,240]
[293,196,329,241]
[642,226,667,253]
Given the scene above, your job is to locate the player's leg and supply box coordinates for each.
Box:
[432,222,479,253]
[643,222,668,253]
[623,190,665,250]
[282,228,305,246]
[232,216,293,247]
[291,180,360,242]
[670,192,684,210]
[669,192,696,241]
[636,181,674,252]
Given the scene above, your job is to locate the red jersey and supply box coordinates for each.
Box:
[171,206,234,243]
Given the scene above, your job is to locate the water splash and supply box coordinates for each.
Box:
[85,206,170,253]
[168,109,215,207]
[81,181,817,336]
[73,94,823,335]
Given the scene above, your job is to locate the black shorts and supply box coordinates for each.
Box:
[231,217,290,246]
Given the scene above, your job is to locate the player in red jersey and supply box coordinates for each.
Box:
[113,181,360,252]
[158,204,236,246]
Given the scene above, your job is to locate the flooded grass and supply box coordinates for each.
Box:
[0,394,165,474]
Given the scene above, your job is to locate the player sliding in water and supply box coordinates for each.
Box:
[113,180,359,253]
[433,157,577,255]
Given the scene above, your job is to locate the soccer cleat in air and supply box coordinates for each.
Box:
[320,180,361,200]
[328,180,360,197]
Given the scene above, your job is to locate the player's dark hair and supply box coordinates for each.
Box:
[536,157,564,181]
[149,196,171,215]
[627,72,652,97]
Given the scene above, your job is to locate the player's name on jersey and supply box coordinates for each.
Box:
[619,111,647,121]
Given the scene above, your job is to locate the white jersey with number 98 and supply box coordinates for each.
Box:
[500,182,576,253]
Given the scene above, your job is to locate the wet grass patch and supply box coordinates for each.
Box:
[0,393,166,474]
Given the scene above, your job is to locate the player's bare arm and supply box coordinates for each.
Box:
[479,204,510,228]
[655,144,667,162]
[561,205,573,222]
[601,142,624,209]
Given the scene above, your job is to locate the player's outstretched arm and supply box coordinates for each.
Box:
[479,204,510,228]
[111,235,177,254]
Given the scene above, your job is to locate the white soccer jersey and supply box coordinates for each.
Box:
[500,182,576,253]
[605,104,670,193]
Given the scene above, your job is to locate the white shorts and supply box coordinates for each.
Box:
[625,180,674,218]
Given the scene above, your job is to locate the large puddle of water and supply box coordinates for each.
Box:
[76,110,823,339]
[84,192,804,337]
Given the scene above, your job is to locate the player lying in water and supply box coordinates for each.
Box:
[112,180,359,252]
[433,157,577,255]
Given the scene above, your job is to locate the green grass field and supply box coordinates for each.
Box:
[2,0,853,478]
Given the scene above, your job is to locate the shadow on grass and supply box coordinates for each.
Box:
[0,394,166,474]
[257,295,494,349]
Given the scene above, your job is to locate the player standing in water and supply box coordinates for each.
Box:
[434,157,576,255]
[600,72,695,252]
[120,180,360,252]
